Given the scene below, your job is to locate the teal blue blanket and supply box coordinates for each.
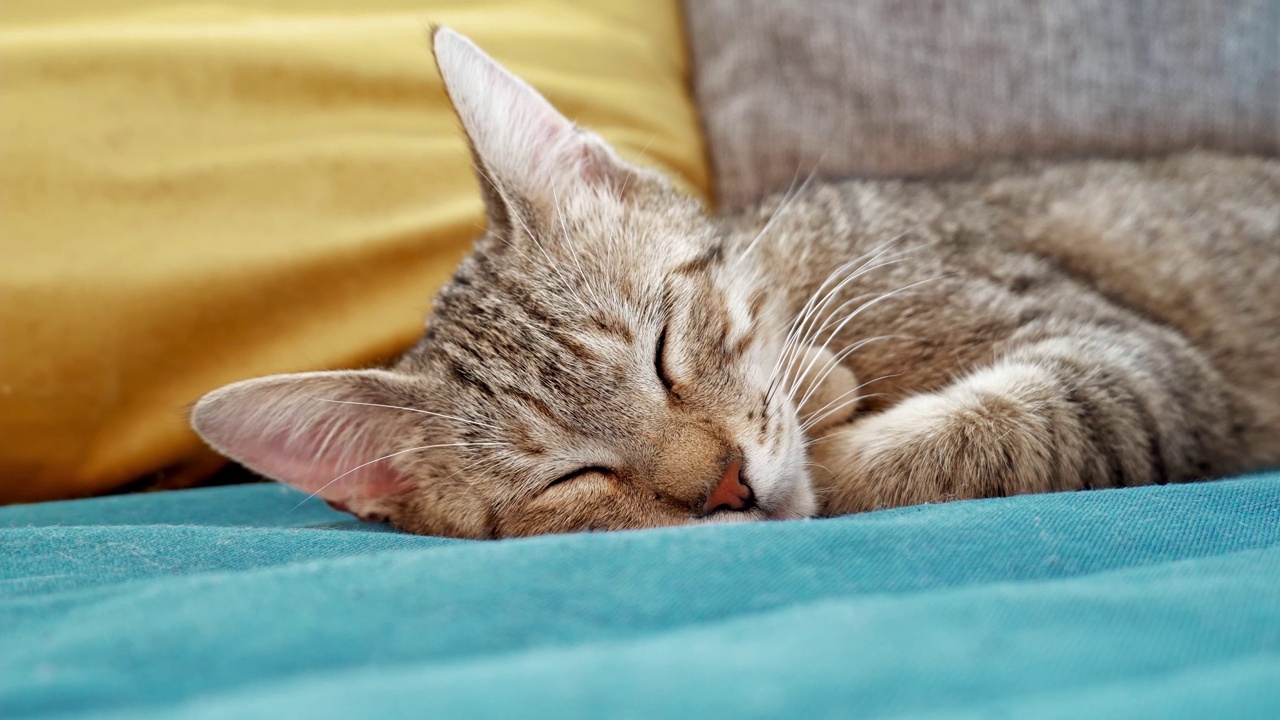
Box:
[3,474,1279,718]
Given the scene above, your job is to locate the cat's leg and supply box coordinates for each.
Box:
[807,326,1245,514]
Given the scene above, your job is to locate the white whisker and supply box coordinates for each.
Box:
[792,335,901,413]
[781,258,914,401]
[800,394,884,435]
[766,228,919,404]
[765,255,867,403]
[740,155,825,261]
[550,181,591,286]
[776,253,912,401]
[616,135,656,198]
[788,273,949,408]
[800,373,902,432]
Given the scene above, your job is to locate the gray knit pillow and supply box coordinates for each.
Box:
[685,0,1279,207]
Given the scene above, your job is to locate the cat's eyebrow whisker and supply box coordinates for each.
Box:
[550,181,592,287]
[515,197,589,310]
[745,164,805,265]
[290,441,507,511]
[303,396,503,432]
[473,165,574,292]
[739,155,825,262]
[616,135,656,198]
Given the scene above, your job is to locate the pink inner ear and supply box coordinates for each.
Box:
[193,378,418,505]
[240,424,414,503]
[433,26,626,199]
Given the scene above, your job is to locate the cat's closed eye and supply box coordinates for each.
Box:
[654,325,677,396]
[544,466,614,493]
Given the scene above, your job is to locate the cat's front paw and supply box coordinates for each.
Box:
[789,345,861,438]
[808,386,1056,515]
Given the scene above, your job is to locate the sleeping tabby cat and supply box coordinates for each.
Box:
[191,28,1280,538]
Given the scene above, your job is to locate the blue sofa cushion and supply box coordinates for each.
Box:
[3,473,1278,718]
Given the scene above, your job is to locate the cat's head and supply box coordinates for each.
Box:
[191,28,819,537]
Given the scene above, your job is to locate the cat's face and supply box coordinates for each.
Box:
[191,28,817,538]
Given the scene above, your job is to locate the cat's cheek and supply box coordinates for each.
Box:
[383,487,494,540]
[511,480,702,535]
[522,478,610,517]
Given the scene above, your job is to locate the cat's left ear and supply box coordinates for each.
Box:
[431,27,645,218]
[190,369,423,522]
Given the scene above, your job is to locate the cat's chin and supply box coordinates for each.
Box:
[714,478,815,524]
[761,480,819,521]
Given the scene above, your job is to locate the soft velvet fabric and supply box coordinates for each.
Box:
[0,0,709,503]
[3,474,1278,718]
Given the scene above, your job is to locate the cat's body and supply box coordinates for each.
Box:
[192,29,1280,538]
[742,154,1280,512]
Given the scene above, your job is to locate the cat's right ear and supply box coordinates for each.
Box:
[190,369,423,517]
[431,27,642,231]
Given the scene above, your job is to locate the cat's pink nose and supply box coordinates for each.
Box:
[703,457,755,514]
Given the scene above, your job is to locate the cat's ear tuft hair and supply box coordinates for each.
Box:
[431,27,635,214]
[191,369,422,513]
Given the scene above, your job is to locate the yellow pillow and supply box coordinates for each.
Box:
[0,0,710,503]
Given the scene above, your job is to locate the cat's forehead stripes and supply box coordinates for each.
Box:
[427,267,661,444]
[589,314,636,343]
